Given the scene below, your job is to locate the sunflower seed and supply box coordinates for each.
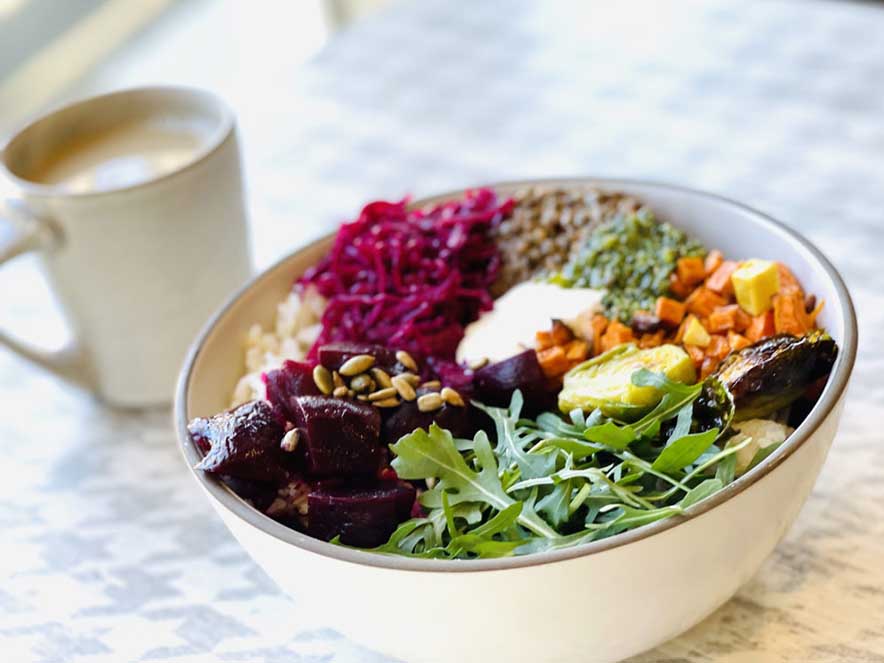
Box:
[417,393,443,412]
[395,350,418,372]
[339,354,376,376]
[332,386,348,398]
[391,375,417,401]
[312,365,333,395]
[368,387,398,401]
[370,367,393,389]
[279,428,300,452]
[397,372,421,386]
[332,371,344,388]
[467,357,489,371]
[422,380,441,390]
[374,397,401,408]
[349,374,375,393]
[440,387,465,407]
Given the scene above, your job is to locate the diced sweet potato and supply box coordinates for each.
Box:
[704,250,724,277]
[685,344,706,368]
[537,346,571,377]
[745,310,775,342]
[773,292,811,336]
[707,334,731,361]
[639,330,665,349]
[600,320,635,353]
[727,331,751,352]
[655,296,686,328]
[700,356,718,379]
[677,256,706,287]
[706,304,752,333]
[535,329,555,351]
[686,287,728,318]
[776,263,803,296]
[550,319,574,345]
[669,272,692,300]
[564,339,589,362]
[706,260,738,295]
[591,314,609,357]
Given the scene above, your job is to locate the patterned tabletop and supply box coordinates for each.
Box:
[2,1,883,661]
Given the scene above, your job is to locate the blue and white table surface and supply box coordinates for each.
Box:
[2,1,883,661]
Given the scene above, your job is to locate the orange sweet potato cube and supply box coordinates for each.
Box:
[677,256,706,287]
[706,304,752,333]
[639,330,665,349]
[700,356,718,379]
[686,287,727,318]
[776,263,803,296]
[707,334,731,361]
[655,296,686,328]
[684,344,706,368]
[746,310,775,342]
[535,329,555,351]
[706,260,739,295]
[669,272,692,300]
[564,340,589,362]
[537,346,570,377]
[550,319,574,345]
[773,293,810,336]
[590,314,609,357]
[727,331,751,352]
[600,320,635,353]
[704,250,724,277]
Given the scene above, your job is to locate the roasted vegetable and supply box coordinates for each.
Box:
[713,331,837,421]
[559,343,696,420]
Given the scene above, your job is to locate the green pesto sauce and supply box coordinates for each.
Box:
[550,210,706,322]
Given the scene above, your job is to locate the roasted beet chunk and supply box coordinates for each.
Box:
[317,342,400,373]
[382,400,477,445]
[474,350,556,416]
[189,400,288,482]
[291,396,381,476]
[306,481,416,547]
[264,360,320,422]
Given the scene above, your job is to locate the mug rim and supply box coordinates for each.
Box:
[175,177,858,574]
[0,85,235,199]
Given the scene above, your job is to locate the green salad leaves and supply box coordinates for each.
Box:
[368,370,777,560]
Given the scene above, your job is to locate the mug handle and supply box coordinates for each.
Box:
[0,199,89,385]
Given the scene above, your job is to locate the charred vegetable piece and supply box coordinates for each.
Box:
[473,350,556,416]
[263,360,320,422]
[189,400,288,483]
[291,396,381,476]
[306,481,416,547]
[559,344,696,421]
[713,331,837,421]
[693,376,735,434]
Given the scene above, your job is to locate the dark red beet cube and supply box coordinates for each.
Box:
[306,481,416,547]
[189,400,289,483]
[474,350,556,416]
[381,400,477,445]
[317,342,400,374]
[264,360,320,423]
[291,396,381,476]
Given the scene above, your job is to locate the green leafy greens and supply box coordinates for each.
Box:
[369,371,769,560]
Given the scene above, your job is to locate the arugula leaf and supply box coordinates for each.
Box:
[651,428,719,473]
[583,421,637,450]
[390,424,557,538]
[473,392,554,480]
[679,478,724,508]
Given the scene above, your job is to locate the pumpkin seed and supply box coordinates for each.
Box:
[395,350,418,372]
[368,387,398,401]
[417,392,443,412]
[339,354,376,376]
[370,367,393,389]
[391,375,417,401]
[279,428,300,452]
[374,397,401,408]
[332,386,348,398]
[440,387,465,407]
[312,365,333,395]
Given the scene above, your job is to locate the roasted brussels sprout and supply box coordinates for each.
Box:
[713,331,837,421]
[559,343,696,421]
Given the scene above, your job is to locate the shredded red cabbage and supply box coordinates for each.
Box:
[298,188,511,367]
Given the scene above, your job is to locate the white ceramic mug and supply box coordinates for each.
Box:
[0,86,252,407]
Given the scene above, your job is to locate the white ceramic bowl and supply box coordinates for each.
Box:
[175,178,857,663]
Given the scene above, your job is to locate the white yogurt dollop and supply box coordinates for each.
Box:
[456,282,604,364]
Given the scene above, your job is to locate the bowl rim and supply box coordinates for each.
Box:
[174,177,857,573]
